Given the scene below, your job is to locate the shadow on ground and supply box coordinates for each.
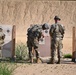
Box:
[0,57,76,64]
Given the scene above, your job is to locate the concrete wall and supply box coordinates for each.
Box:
[0,0,76,51]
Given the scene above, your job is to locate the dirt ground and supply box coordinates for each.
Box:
[13,36,75,75]
[13,63,76,75]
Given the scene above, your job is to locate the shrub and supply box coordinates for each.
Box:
[63,54,72,58]
[15,43,28,60]
[0,63,16,75]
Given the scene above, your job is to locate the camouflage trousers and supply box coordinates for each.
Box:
[27,37,40,62]
[51,38,63,63]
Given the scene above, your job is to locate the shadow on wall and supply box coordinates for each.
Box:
[2,41,12,58]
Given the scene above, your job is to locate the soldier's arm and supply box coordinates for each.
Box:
[61,25,65,34]
[49,25,54,36]
[41,33,44,38]
[60,25,65,38]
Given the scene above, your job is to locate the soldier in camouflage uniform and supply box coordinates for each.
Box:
[0,27,5,56]
[27,24,49,63]
[49,16,65,64]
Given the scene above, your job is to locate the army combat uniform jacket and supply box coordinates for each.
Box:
[27,25,42,49]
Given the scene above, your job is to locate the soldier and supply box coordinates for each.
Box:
[0,27,5,56]
[27,23,49,63]
[49,16,65,64]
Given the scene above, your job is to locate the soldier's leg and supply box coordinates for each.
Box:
[57,41,62,64]
[57,48,60,64]
[34,38,40,63]
[28,47,33,63]
[27,40,32,61]
[51,38,59,64]
[35,48,40,63]
[51,40,56,64]
[28,47,31,59]
[51,47,56,63]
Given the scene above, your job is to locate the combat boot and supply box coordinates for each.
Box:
[50,58,55,64]
[36,57,39,63]
[57,58,61,64]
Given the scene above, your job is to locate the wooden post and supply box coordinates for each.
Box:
[72,27,75,62]
[12,25,16,59]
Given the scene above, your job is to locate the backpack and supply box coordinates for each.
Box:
[27,25,42,39]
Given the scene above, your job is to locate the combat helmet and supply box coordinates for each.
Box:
[54,16,61,20]
[42,23,49,30]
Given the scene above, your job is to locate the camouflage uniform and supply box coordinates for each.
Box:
[0,28,5,57]
[27,25,42,63]
[49,16,65,64]
[27,24,49,63]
